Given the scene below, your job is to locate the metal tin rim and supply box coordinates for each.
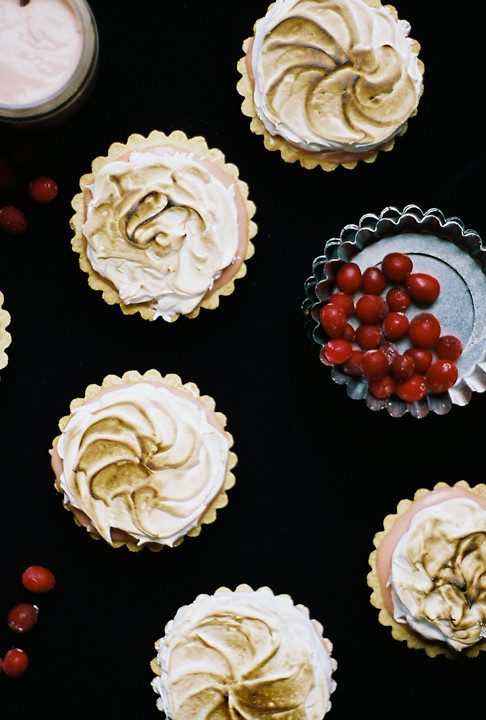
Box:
[302,205,486,418]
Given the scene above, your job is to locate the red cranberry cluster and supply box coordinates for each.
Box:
[319,252,462,402]
[0,152,58,234]
[0,566,55,679]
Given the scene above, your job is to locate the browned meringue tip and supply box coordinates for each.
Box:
[70,129,257,322]
[51,369,237,552]
[151,584,337,716]
[368,481,486,658]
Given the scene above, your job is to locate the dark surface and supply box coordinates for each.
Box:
[0,0,484,717]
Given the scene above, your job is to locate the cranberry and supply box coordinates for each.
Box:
[362,266,387,295]
[355,324,383,350]
[22,565,56,594]
[322,339,353,364]
[335,262,362,293]
[355,294,387,324]
[343,350,365,376]
[2,648,28,678]
[28,176,58,203]
[329,292,354,317]
[405,273,440,304]
[382,252,413,282]
[408,312,441,348]
[362,349,388,380]
[383,312,409,341]
[0,205,28,234]
[369,374,396,399]
[436,335,463,361]
[342,323,355,343]
[386,287,411,312]
[391,353,415,381]
[395,373,428,402]
[320,303,347,338]
[7,603,38,633]
[404,346,433,373]
[426,360,459,393]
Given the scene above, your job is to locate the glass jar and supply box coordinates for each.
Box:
[0,0,99,128]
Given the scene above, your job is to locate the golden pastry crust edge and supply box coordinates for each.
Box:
[0,291,11,370]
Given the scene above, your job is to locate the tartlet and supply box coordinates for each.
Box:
[151,584,337,719]
[0,290,11,370]
[237,0,423,171]
[71,130,257,321]
[50,369,237,551]
[368,481,486,658]
[303,205,486,417]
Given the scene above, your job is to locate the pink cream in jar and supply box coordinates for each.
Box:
[0,0,98,126]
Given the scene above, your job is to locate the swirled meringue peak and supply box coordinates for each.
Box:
[251,0,423,154]
[56,382,231,547]
[82,149,242,320]
[152,586,336,719]
[391,498,486,651]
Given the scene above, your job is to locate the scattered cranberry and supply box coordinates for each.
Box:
[343,350,365,376]
[355,324,383,350]
[335,263,362,293]
[362,349,388,380]
[404,346,433,373]
[382,252,413,282]
[22,565,56,594]
[7,603,39,633]
[436,335,463,361]
[329,292,354,317]
[323,339,353,364]
[28,175,58,203]
[0,205,28,234]
[355,294,387,324]
[405,273,440,304]
[408,312,441,348]
[395,373,428,402]
[320,303,347,338]
[426,359,459,393]
[383,312,409,341]
[369,374,396,399]
[391,353,415,382]
[386,287,411,312]
[362,266,387,295]
[2,648,28,678]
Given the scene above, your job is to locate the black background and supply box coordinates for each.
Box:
[0,0,484,717]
